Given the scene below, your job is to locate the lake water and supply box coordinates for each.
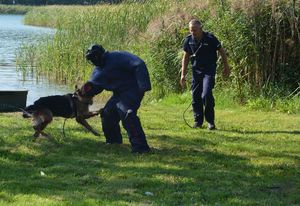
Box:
[0,15,71,106]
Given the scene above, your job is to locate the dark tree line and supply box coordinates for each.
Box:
[0,0,123,5]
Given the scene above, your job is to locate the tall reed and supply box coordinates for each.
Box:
[21,1,174,84]
[226,0,300,96]
[18,0,300,112]
[0,4,33,14]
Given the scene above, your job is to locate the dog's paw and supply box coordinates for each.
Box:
[33,132,51,141]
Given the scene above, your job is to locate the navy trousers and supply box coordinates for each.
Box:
[191,73,215,125]
[100,90,149,151]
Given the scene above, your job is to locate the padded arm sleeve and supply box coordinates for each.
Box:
[80,82,103,97]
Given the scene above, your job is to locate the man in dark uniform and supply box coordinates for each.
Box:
[82,44,151,153]
[180,19,230,130]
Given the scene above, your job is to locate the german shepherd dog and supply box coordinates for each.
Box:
[23,86,100,139]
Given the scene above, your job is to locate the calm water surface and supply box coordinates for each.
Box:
[0,15,71,105]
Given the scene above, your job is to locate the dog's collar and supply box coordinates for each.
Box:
[66,94,77,117]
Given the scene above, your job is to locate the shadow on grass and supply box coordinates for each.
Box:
[220,129,300,135]
[0,134,299,205]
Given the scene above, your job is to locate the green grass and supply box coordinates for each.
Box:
[0,99,299,205]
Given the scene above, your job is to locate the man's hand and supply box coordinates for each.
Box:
[180,75,186,88]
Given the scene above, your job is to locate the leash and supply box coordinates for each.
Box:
[60,93,76,139]
[62,118,68,138]
[183,101,194,128]
[182,83,200,128]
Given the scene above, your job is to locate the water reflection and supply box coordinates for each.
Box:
[0,15,71,105]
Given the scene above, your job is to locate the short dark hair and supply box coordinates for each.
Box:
[189,19,202,28]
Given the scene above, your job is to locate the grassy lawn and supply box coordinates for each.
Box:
[0,100,299,205]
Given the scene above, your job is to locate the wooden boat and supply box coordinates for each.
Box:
[0,90,28,112]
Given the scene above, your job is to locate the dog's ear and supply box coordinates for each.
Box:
[75,85,78,90]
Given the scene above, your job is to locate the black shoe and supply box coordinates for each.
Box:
[132,146,150,154]
[208,123,216,130]
[193,122,203,128]
[106,141,122,145]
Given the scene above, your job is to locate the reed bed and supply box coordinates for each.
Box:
[0,4,34,14]
[18,0,300,112]
[225,0,300,98]
[22,0,177,84]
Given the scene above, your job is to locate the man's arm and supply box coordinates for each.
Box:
[218,47,230,78]
[180,51,190,88]
[134,62,152,93]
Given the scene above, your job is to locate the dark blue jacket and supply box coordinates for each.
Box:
[89,51,151,95]
[183,32,221,75]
